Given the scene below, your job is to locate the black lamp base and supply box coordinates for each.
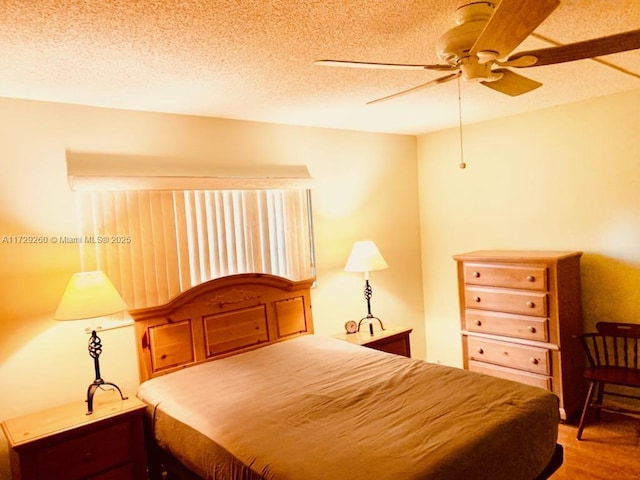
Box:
[86,330,127,415]
[86,380,127,415]
[357,315,385,335]
[358,279,385,335]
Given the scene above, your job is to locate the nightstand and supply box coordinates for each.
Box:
[333,324,413,357]
[1,391,147,480]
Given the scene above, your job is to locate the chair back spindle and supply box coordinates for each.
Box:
[575,321,640,440]
[595,322,640,369]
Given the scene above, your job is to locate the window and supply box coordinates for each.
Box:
[74,188,315,309]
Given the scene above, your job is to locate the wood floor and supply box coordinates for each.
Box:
[551,411,640,479]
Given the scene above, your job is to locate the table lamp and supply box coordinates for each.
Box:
[54,270,128,414]
[344,240,388,334]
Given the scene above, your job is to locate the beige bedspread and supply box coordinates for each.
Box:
[137,334,559,480]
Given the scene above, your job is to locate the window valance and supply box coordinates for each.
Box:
[66,152,313,191]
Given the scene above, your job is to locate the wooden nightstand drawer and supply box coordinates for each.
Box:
[1,394,147,480]
[468,336,550,375]
[463,263,547,291]
[90,462,136,480]
[365,334,410,357]
[333,325,413,358]
[36,421,132,479]
[464,286,547,317]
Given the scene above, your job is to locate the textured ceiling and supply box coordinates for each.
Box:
[1,0,639,135]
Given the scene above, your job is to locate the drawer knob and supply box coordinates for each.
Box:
[475,319,482,326]
[528,326,537,333]
[530,357,539,365]
[476,347,484,354]
[526,275,535,282]
[83,451,94,461]
[473,296,481,303]
[472,271,480,278]
[526,301,535,308]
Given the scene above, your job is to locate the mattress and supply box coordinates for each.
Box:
[137,334,559,480]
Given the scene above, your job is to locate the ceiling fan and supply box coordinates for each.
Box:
[314,0,640,104]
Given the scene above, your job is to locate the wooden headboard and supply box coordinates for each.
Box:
[129,274,314,382]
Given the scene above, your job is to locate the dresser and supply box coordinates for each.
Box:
[1,394,147,480]
[453,250,584,421]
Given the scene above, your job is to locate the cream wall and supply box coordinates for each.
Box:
[0,97,423,478]
[418,88,640,367]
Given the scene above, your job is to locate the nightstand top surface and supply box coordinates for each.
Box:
[1,391,145,448]
[333,324,412,346]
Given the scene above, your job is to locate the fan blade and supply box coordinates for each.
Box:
[367,72,461,105]
[471,0,560,58]
[507,29,640,67]
[314,59,455,71]
[481,69,542,96]
[497,55,538,68]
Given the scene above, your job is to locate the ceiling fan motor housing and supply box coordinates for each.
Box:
[436,2,494,65]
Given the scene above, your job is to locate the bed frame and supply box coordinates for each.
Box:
[130,273,563,480]
[130,273,314,480]
[130,273,314,382]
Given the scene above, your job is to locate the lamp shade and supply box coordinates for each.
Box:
[344,241,388,273]
[54,270,127,320]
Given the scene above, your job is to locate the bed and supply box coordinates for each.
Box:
[130,273,563,480]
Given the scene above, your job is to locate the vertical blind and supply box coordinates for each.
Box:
[74,189,314,309]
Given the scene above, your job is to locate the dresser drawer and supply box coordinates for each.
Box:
[469,360,552,391]
[464,287,547,317]
[467,337,550,375]
[36,421,132,479]
[463,263,547,291]
[464,310,549,342]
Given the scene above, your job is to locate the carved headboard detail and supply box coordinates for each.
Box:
[129,274,314,382]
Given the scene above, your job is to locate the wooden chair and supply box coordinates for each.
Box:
[576,322,640,440]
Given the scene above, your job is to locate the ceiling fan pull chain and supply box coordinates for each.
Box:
[458,76,466,170]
